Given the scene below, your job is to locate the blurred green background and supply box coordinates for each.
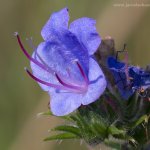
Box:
[0,0,150,149]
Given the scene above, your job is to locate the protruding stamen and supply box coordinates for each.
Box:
[16,33,88,93]
[55,73,87,92]
[25,68,79,91]
[76,62,89,85]
[14,32,19,36]
[15,33,53,74]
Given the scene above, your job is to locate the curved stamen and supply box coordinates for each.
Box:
[55,73,87,92]
[15,33,88,93]
[15,33,54,74]
[25,68,61,88]
[76,62,89,85]
[35,50,88,92]
[25,68,84,93]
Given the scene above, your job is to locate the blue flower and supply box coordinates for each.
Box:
[107,56,150,100]
[16,8,106,116]
[129,67,150,90]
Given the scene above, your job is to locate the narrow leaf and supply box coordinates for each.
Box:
[44,133,80,141]
[52,125,81,137]
[131,115,148,128]
[108,125,125,135]
[37,110,53,117]
[37,110,72,121]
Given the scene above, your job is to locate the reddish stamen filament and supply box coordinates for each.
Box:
[15,33,54,74]
[25,68,86,93]
[55,73,87,91]
[25,68,63,89]
[76,62,89,85]
[16,33,89,93]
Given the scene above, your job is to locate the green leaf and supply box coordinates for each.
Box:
[37,110,53,117]
[59,115,73,121]
[44,133,80,141]
[52,125,81,137]
[92,123,107,137]
[37,110,72,121]
[131,115,148,128]
[69,115,83,129]
[125,94,140,120]
[108,125,125,136]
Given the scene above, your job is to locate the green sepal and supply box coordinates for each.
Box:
[131,115,149,129]
[108,125,125,136]
[51,125,82,137]
[44,133,80,141]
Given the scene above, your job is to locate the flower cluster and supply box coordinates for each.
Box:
[107,51,150,100]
